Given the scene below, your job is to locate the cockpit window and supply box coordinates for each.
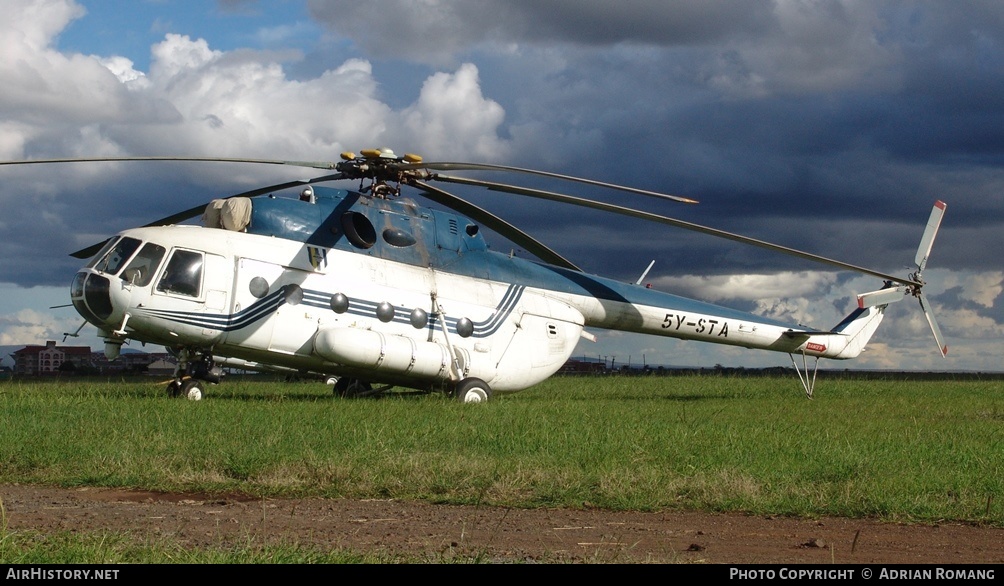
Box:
[120,243,167,287]
[156,249,204,297]
[85,237,120,269]
[92,237,141,275]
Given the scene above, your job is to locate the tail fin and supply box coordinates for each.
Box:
[825,303,890,359]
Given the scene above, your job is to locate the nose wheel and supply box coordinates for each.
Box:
[453,377,491,403]
[180,379,204,400]
[166,348,220,400]
[166,378,205,400]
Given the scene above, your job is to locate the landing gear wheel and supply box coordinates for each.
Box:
[166,380,183,398]
[335,378,372,398]
[324,375,339,386]
[453,377,491,403]
[180,379,204,401]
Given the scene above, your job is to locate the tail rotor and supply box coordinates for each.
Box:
[857,201,948,357]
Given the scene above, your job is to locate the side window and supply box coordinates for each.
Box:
[120,243,167,287]
[156,249,204,297]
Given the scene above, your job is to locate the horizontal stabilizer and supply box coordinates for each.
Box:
[857,286,909,308]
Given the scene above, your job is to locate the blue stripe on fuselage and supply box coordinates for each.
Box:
[137,283,526,338]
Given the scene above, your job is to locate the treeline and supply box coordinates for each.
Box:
[558,365,1004,381]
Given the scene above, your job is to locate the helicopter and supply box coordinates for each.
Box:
[2,148,947,400]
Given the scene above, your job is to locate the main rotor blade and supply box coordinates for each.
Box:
[435,174,921,287]
[410,179,580,271]
[0,156,339,170]
[401,161,698,205]
[69,173,344,259]
[915,200,946,272]
[7,156,347,259]
[69,239,111,261]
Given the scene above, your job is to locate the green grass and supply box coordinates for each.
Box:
[1,374,1001,526]
[0,529,392,564]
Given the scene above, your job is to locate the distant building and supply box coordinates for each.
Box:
[10,340,92,375]
[560,358,608,374]
[89,350,173,374]
[146,358,178,377]
[9,341,173,376]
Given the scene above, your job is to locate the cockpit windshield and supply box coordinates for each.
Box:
[86,237,168,288]
[90,237,141,274]
[120,243,167,287]
[85,237,120,269]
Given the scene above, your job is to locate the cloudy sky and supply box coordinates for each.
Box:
[1,0,1002,374]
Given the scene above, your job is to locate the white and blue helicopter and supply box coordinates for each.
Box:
[4,149,947,400]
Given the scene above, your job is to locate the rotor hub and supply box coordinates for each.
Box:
[336,149,428,188]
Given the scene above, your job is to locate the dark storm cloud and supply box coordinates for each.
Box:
[306,0,775,61]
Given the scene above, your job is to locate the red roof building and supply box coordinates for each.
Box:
[10,341,93,375]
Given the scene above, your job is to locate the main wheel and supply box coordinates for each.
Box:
[335,378,372,398]
[180,379,204,401]
[453,377,491,403]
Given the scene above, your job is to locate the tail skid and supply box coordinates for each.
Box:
[793,201,948,398]
[790,304,888,399]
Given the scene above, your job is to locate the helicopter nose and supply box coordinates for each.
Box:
[70,270,130,329]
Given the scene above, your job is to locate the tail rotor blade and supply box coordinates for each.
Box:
[857,285,909,308]
[915,201,946,271]
[918,293,948,357]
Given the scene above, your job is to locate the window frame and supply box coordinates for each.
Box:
[155,248,206,299]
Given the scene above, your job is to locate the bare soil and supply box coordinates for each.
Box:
[2,484,1003,564]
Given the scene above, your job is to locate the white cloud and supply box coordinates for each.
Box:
[0,122,32,160]
[0,0,515,286]
[0,5,509,177]
[654,271,840,303]
[399,64,509,160]
[0,308,72,346]
[133,36,508,163]
[947,270,1003,308]
[97,56,150,87]
[3,0,84,53]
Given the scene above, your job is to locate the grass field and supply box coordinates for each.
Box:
[1,373,1001,525]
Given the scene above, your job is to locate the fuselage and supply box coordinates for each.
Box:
[69,186,880,392]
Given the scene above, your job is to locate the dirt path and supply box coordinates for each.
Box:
[2,484,1003,564]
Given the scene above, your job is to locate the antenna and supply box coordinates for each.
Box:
[62,321,86,342]
[636,260,655,285]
